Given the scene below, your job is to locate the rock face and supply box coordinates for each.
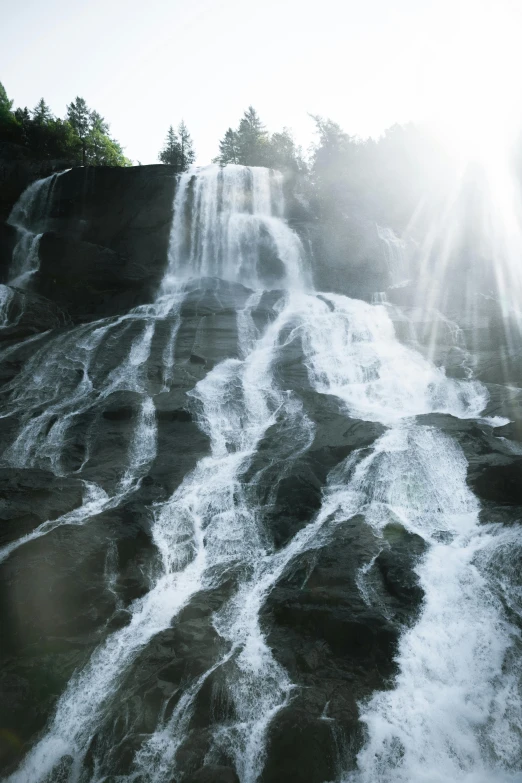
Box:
[0,162,521,783]
[0,141,72,226]
[0,163,177,321]
[36,231,160,321]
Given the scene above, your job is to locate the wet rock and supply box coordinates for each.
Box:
[261,516,425,782]
[0,286,68,343]
[307,218,394,298]
[0,223,17,281]
[470,458,522,506]
[0,142,73,224]
[36,232,159,321]
[2,164,177,321]
[185,765,239,783]
[261,706,340,783]
[180,278,251,316]
[0,468,84,547]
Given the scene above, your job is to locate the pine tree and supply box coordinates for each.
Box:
[269,129,306,173]
[0,82,13,114]
[236,106,269,166]
[0,82,16,138]
[158,125,181,167]
[214,127,239,165]
[67,96,91,165]
[177,120,195,171]
[89,110,109,136]
[32,98,53,124]
[0,82,17,138]
[215,107,270,167]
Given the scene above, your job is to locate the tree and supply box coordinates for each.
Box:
[1,86,129,167]
[158,122,195,172]
[32,98,53,124]
[86,126,131,166]
[13,107,31,144]
[0,82,13,114]
[214,108,303,172]
[236,106,269,166]
[177,120,195,171]
[85,110,130,166]
[213,127,239,165]
[269,128,306,174]
[159,125,181,166]
[0,81,19,141]
[89,110,109,136]
[66,96,91,165]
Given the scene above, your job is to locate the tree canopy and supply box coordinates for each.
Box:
[0,83,131,167]
[214,106,305,172]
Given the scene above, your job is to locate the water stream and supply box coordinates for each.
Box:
[2,165,521,783]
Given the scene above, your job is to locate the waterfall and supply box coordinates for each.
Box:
[371,291,388,304]
[163,164,310,292]
[3,164,521,783]
[7,171,65,287]
[376,224,410,288]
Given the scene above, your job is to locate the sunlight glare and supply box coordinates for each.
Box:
[426,0,522,165]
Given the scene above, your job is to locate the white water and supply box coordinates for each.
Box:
[7,172,65,287]
[0,285,15,326]
[4,164,522,783]
[376,224,410,287]
[165,164,310,291]
[0,310,160,564]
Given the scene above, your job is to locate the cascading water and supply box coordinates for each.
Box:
[2,164,521,783]
[7,171,65,287]
[165,164,310,291]
[376,224,410,288]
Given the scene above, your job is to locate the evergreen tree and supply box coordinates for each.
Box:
[269,128,306,173]
[215,108,303,171]
[159,123,195,172]
[13,107,31,145]
[66,97,91,165]
[1,86,129,166]
[86,125,130,166]
[177,120,195,171]
[85,110,130,166]
[0,81,18,140]
[0,82,13,114]
[32,98,53,124]
[89,110,109,136]
[159,125,181,166]
[213,127,239,165]
[236,106,269,166]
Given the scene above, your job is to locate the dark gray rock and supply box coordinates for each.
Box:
[35,232,159,321]
[2,163,177,322]
[185,765,239,783]
[0,286,68,343]
[0,142,72,225]
[0,468,84,547]
[43,164,176,283]
[0,223,17,282]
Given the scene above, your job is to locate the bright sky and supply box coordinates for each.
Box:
[2,0,521,165]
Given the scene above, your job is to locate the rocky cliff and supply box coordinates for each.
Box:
[0,163,521,783]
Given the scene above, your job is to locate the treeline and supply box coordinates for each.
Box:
[1,78,454,235]
[213,106,305,172]
[0,82,131,166]
[156,106,305,175]
[207,107,451,234]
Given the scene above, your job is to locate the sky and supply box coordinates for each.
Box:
[2,0,521,165]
